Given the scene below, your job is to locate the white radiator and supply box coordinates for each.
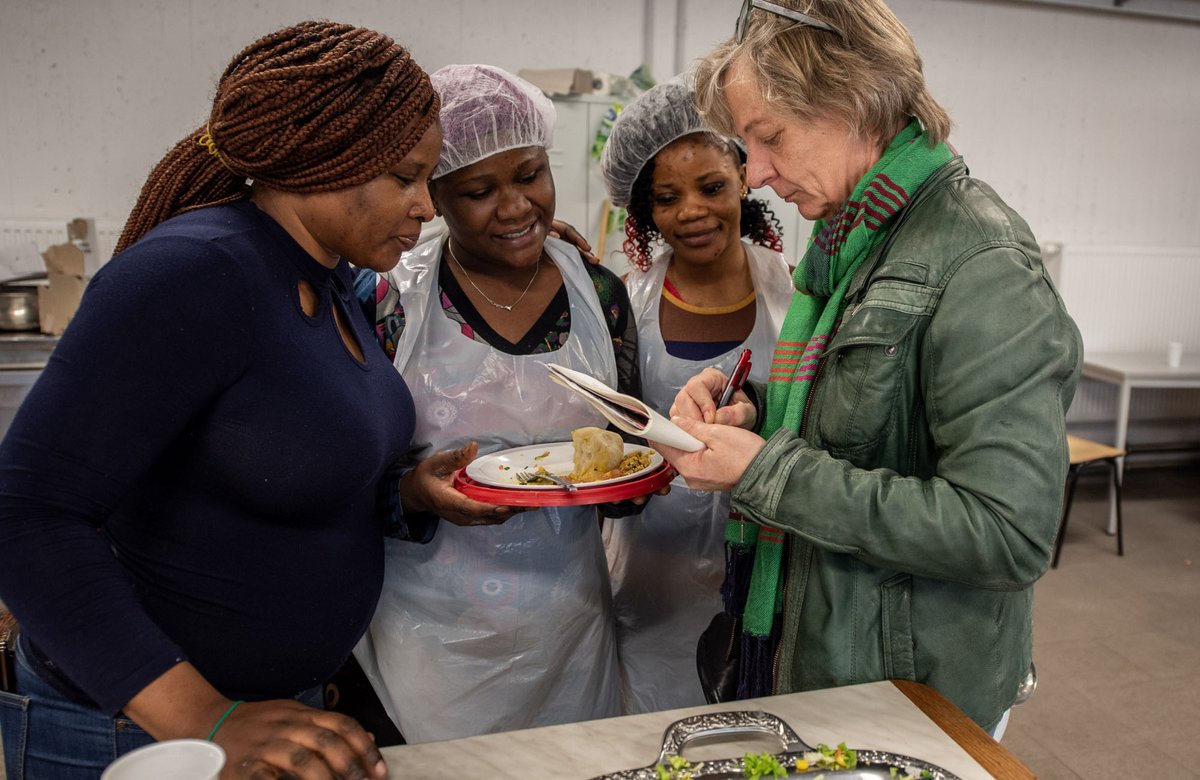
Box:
[1055,243,1200,442]
[1058,244,1200,353]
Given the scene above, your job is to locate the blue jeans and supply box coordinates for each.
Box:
[989,707,1012,741]
[0,641,155,779]
[0,641,323,780]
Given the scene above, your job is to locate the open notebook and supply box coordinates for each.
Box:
[547,364,704,452]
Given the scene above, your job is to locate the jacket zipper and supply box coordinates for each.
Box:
[771,347,830,692]
[767,164,957,690]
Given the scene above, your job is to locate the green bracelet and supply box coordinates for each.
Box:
[207,700,244,741]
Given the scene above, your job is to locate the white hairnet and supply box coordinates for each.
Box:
[430,64,556,179]
[601,76,719,208]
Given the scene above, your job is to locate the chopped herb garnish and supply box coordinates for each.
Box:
[742,751,788,779]
[654,754,694,780]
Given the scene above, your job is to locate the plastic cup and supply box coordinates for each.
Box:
[1167,341,1184,368]
[101,739,225,780]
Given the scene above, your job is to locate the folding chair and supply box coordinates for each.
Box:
[1051,435,1125,567]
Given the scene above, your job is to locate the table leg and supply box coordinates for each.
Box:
[1108,381,1132,535]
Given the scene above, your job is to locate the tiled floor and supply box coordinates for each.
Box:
[1004,463,1200,779]
[2,463,1196,779]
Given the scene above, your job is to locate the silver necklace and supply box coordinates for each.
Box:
[446,242,540,312]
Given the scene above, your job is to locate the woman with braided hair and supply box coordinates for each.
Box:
[597,76,792,714]
[0,20,497,779]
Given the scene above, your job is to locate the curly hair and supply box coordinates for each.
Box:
[116,21,439,254]
[621,136,783,273]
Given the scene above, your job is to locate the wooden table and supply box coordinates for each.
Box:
[380,680,1034,779]
[1082,349,1200,531]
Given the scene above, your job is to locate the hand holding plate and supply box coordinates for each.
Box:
[400,442,524,526]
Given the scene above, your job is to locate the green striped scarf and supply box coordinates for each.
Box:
[725,119,953,692]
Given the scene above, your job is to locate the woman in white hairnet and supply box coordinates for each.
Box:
[352,64,639,742]
[599,77,792,713]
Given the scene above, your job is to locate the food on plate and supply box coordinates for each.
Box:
[519,446,654,486]
[795,742,858,773]
[570,429,656,484]
[654,754,694,780]
[482,431,657,489]
[514,466,559,486]
[612,449,653,477]
[570,427,625,482]
[742,751,788,779]
[649,741,934,779]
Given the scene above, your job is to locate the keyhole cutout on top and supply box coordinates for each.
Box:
[297,279,365,364]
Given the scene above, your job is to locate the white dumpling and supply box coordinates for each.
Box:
[571,427,624,483]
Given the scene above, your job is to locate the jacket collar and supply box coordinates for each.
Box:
[844,156,967,302]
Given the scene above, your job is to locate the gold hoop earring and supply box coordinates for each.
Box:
[741,186,750,199]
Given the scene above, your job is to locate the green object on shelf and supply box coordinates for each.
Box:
[590,103,622,162]
[628,63,656,92]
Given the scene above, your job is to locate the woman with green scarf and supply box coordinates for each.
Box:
[655,0,1082,739]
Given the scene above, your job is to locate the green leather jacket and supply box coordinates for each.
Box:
[732,157,1083,730]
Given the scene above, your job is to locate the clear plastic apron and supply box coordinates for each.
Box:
[356,237,621,743]
[602,240,792,714]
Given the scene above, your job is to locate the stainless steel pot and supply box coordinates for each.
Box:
[0,288,40,331]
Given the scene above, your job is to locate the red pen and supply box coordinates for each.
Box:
[717,349,752,408]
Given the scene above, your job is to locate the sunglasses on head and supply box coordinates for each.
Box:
[735,0,846,43]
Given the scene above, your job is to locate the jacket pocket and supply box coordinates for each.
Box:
[0,689,30,779]
[816,296,926,453]
[881,573,916,681]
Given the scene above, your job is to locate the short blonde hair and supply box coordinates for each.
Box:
[694,0,950,148]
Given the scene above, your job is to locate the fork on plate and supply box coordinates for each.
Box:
[515,468,578,492]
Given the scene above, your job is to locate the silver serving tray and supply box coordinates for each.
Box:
[591,710,961,779]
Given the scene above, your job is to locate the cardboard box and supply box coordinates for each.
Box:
[66,217,102,277]
[38,242,86,335]
[518,68,597,97]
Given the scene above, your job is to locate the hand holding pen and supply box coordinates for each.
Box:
[716,349,752,409]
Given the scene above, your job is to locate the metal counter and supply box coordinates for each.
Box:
[0,332,58,438]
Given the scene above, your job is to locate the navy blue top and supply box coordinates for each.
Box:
[0,202,418,715]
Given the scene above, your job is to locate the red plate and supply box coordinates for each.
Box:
[454,463,676,506]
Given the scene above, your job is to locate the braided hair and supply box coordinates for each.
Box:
[116,21,439,254]
[621,135,783,272]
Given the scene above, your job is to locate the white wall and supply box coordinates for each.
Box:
[0,0,646,227]
[3,0,1198,441]
[680,0,1200,251]
[3,0,1198,249]
[908,0,1200,251]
